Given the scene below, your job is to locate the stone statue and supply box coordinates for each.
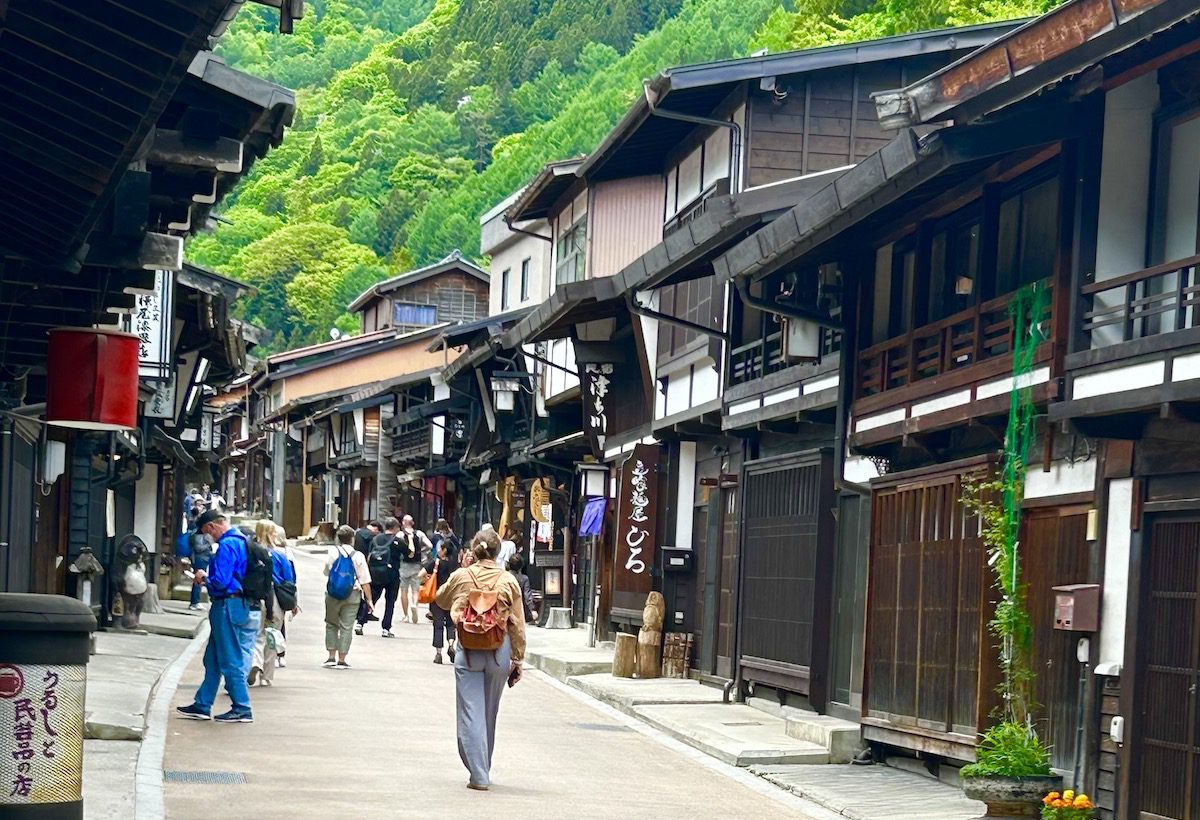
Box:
[114,535,149,629]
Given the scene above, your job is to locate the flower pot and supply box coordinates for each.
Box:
[962,774,1064,818]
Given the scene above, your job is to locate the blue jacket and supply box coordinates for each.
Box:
[270,548,295,585]
[207,528,248,597]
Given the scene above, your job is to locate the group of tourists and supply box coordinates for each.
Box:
[173,506,536,790]
[175,509,297,723]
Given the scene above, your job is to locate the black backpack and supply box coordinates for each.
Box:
[368,534,393,568]
[241,539,274,602]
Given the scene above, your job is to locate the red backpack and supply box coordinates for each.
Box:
[457,568,509,651]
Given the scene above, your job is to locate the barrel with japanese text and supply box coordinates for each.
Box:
[0,594,95,819]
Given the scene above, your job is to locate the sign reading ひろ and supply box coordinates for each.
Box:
[0,663,85,806]
[611,443,659,619]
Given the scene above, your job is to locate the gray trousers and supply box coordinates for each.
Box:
[325,591,361,654]
[454,636,512,787]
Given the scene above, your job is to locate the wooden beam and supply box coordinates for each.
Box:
[85,232,183,271]
[147,129,243,173]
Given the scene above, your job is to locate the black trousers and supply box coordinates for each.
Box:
[431,602,455,649]
[358,574,399,629]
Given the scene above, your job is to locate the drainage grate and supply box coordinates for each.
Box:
[571,722,633,733]
[163,771,246,784]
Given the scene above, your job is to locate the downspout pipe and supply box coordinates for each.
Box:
[644,80,742,191]
[503,214,553,244]
[735,276,843,331]
[626,292,729,342]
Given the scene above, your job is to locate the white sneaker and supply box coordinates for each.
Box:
[354,623,363,636]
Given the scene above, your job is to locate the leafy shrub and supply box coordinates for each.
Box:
[960,721,1051,779]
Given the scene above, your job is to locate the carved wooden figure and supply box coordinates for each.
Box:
[637,591,665,679]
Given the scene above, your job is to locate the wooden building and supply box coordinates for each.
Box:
[347,250,489,334]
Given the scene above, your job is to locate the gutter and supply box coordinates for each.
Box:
[643,80,743,191]
[734,277,842,331]
[625,292,729,342]
[503,213,553,244]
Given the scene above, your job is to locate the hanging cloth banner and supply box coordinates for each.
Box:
[578,497,607,537]
[611,442,659,619]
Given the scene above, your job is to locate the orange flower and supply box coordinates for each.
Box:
[1073,794,1093,809]
[1062,790,1075,802]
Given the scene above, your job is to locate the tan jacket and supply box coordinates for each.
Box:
[434,559,526,662]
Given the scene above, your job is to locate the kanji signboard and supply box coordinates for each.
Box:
[0,663,84,807]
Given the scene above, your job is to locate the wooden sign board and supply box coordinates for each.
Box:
[611,442,660,618]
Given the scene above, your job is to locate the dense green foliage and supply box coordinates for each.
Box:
[960,721,1052,779]
[194,0,1049,350]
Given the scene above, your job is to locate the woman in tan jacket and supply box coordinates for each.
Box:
[434,528,526,791]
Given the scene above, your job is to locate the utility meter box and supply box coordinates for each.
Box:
[660,547,693,573]
[1053,584,1101,632]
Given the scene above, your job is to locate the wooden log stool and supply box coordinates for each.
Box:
[613,632,637,678]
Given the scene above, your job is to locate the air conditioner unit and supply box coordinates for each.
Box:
[782,317,820,362]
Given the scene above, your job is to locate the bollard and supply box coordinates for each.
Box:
[0,594,96,819]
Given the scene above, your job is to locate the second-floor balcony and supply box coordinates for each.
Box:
[851,281,1056,449]
[1052,255,1200,429]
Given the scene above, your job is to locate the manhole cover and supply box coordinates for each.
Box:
[163,771,246,784]
[571,722,632,733]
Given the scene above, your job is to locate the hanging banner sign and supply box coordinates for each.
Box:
[582,363,613,459]
[0,664,85,808]
[144,373,176,420]
[611,442,659,619]
[199,413,214,452]
[120,269,174,381]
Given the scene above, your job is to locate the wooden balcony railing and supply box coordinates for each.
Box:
[1081,254,1200,344]
[729,327,842,388]
[857,282,1053,398]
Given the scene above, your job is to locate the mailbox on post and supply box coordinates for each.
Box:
[1053,583,1101,632]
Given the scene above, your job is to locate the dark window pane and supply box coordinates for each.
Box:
[996,195,1020,294]
[1018,178,1058,287]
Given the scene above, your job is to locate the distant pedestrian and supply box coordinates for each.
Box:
[176,510,258,723]
[250,520,296,687]
[431,518,461,564]
[422,539,458,664]
[354,520,382,558]
[497,526,518,567]
[273,523,297,669]
[323,525,373,670]
[398,514,432,624]
[357,517,400,637]
[506,554,538,623]
[435,528,526,790]
[187,526,214,611]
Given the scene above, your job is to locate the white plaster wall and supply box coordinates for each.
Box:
[134,464,160,550]
[1099,478,1134,668]
[691,363,719,405]
[1094,73,1159,347]
[843,454,881,485]
[1024,458,1097,499]
[665,371,690,417]
[675,441,696,550]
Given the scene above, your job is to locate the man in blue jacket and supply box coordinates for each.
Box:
[175,510,256,723]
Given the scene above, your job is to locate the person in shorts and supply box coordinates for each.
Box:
[397,514,431,624]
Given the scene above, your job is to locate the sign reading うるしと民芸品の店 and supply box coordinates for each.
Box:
[612,442,659,618]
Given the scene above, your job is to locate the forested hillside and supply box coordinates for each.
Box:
[192,0,1055,351]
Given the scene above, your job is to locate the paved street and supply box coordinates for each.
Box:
[163,549,823,819]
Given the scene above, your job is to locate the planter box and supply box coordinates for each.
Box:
[962,774,1064,818]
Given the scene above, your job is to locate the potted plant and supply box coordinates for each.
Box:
[960,283,1062,816]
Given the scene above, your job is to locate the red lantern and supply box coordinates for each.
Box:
[46,329,140,431]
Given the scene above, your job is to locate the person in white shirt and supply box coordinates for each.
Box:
[322,526,373,670]
[497,525,518,567]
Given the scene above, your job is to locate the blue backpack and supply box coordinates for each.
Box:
[176,530,193,559]
[326,549,357,600]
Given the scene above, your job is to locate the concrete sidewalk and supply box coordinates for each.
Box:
[522,626,988,820]
[83,606,207,819]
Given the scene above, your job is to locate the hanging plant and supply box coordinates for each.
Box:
[960,282,1054,787]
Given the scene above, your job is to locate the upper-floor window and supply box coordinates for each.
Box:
[500,269,511,310]
[1150,106,1200,266]
[867,161,1060,345]
[393,301,437,328]
[520,258,530,301]
[556,217,587,286]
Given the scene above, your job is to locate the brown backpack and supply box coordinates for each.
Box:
[457,568,509,651]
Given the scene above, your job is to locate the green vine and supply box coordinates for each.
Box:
[961,281,1052,779]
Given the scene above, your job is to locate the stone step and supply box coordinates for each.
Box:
[632,703,831,767]
[747,696,866,763]
[568,673,726,711]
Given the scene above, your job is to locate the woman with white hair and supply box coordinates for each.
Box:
[249,520,296,686]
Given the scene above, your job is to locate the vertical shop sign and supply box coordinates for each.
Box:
[611,443,659,618]
[120,269,174,381]
[582,363,613,459]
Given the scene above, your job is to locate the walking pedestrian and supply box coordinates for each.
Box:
[422,539,458,664]
[356,517,400,637]
[435,528,526,790]
[187,526,214,611]
[323,525,373,669]
[250,520,296,687]
[273,523,297,669]
[398,514,432,624]
[431,518,461,563]
[175,510,259,723]
[506,554,538,623]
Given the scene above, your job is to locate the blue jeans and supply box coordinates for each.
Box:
[193,598,255,712]
[189,555,210,606]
